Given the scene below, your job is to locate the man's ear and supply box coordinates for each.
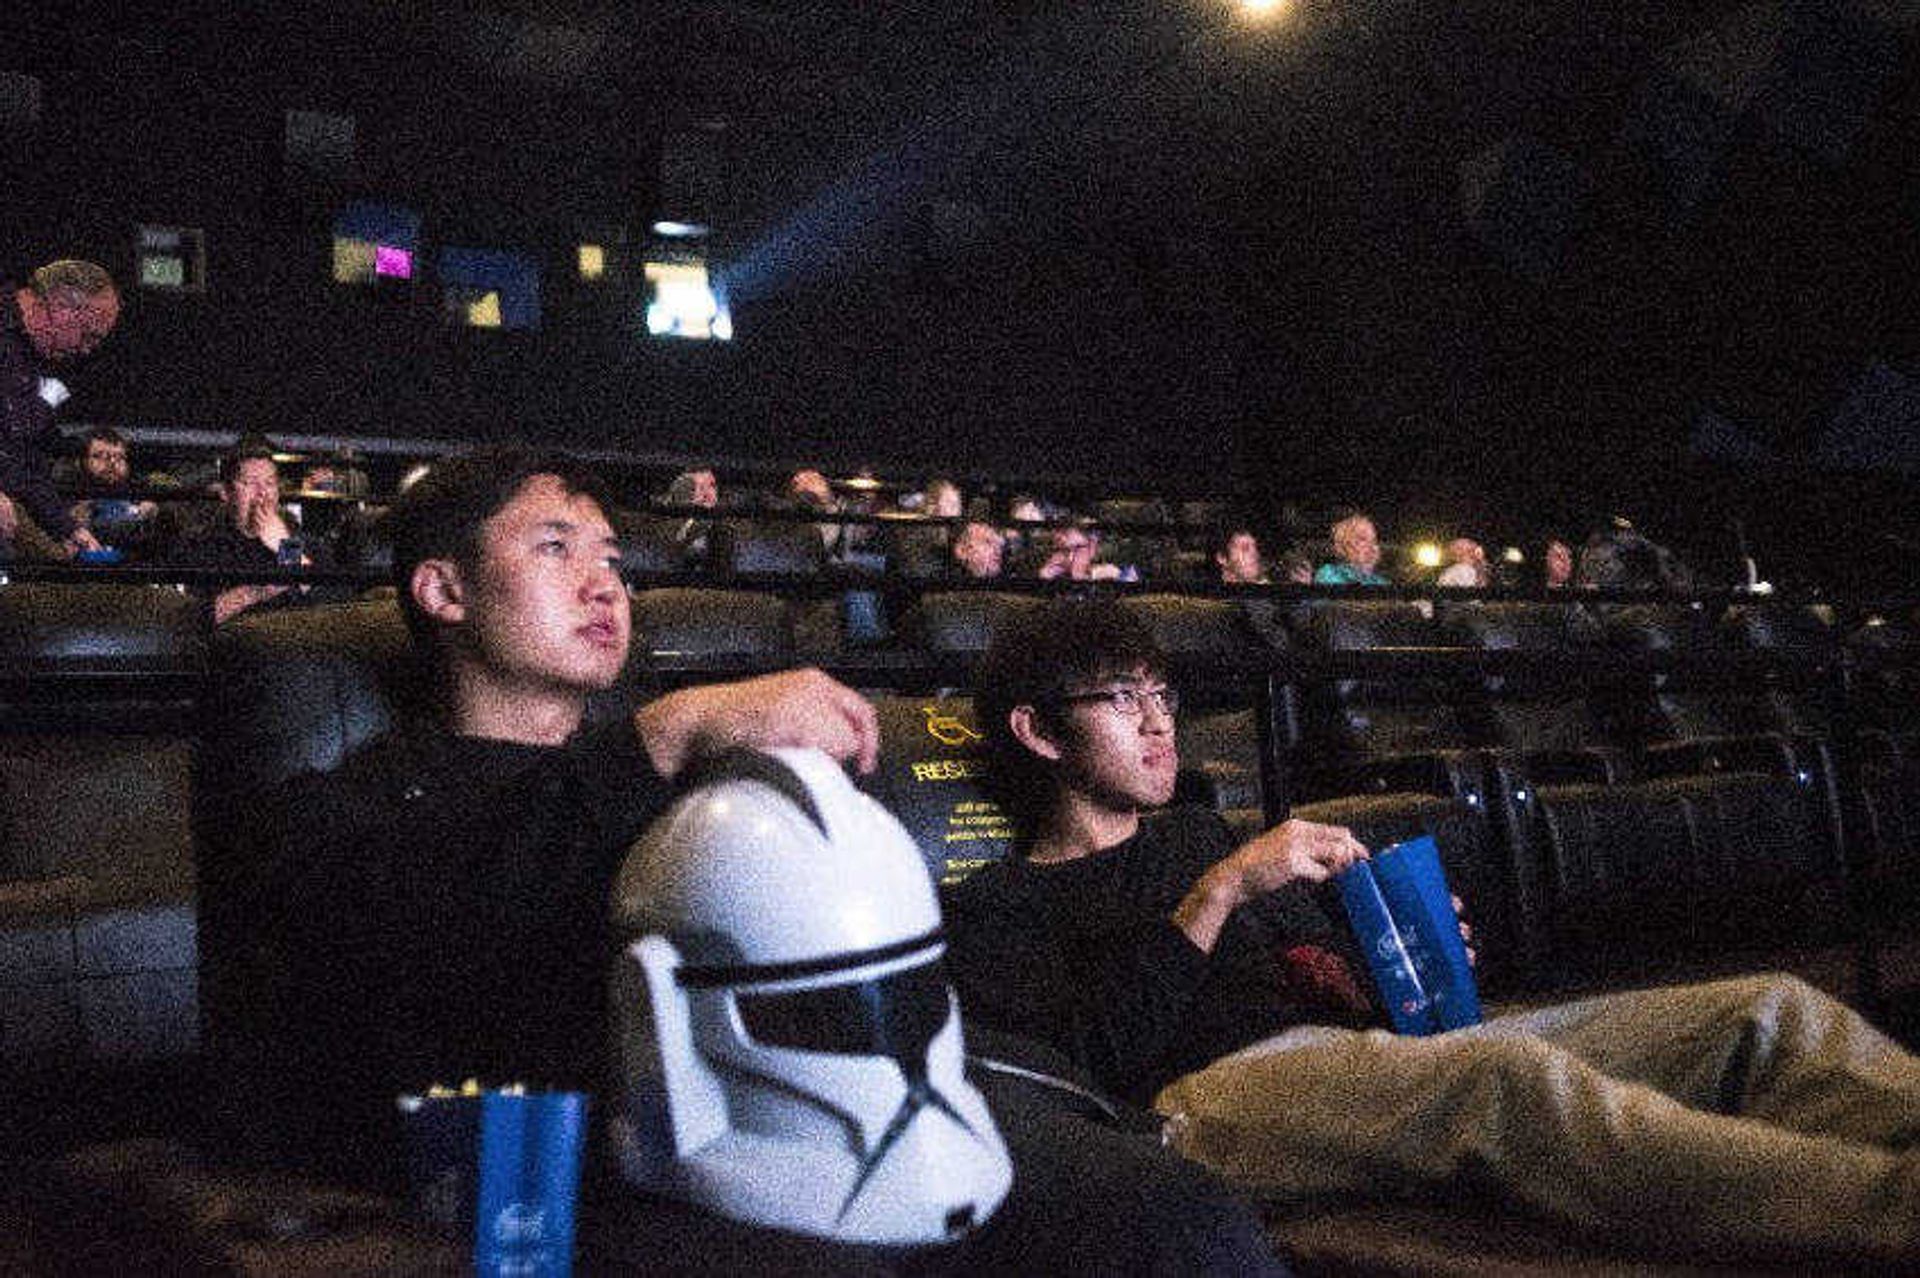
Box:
[1007,703,1063,762]
[410,558,467,625]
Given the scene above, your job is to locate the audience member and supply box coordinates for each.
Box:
[1002,492,1049,567]
[1213,529,1268,585]
[784,467,845,554]
[1577,517,1693,593]
[943,599,1920,1269]
[2,259,120,558]
[1434,536,1488,587]
[1035,521,1119,582]
[1213,527,1290,648]
[951,519,1006,580]
[228,447,1279,1274]
[171,437,333,624]
[1277,549,1315,585]
[1543,537,1575,589]
[1313,511,1388,586]
[924,476,964,520]
[663,467,723,566]
[67,425,162,552]
[666,467,719,511]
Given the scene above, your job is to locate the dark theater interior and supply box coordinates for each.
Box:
[6,1,1920,1273]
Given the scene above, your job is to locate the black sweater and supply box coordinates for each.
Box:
[941,806,1370,1104]
[242,720,669,1184]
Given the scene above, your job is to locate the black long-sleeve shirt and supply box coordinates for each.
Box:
[941,806,1371,1105]
[0,289,78,540]
[236,720,669,1185]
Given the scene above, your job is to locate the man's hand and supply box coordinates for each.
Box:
[636,668,879,781]
[65,526,102,555]
[0,492,17,544]
[212,582,288,625]
[1174,819,1368,953]
[245,492,291,549]
[1453,893,1477,968]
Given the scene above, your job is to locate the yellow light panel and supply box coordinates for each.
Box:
[465,291,503,328]
[332,237,377,284]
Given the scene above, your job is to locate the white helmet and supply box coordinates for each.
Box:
[608,747,1011,1245]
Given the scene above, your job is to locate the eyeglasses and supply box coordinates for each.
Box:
[1059,685,1180,718]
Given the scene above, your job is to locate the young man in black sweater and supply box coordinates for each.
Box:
[943,598,1920,1267]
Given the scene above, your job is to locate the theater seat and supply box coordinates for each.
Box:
[628,587,795,665]
[898,590,1040,659]
[1439,601,1616,771]
[1,585,209,1154]
[1293,602,1482,798]
[855,692,1014,886]
[721,518,826,577]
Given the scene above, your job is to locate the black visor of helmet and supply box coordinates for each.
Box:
[737,958,951,1063]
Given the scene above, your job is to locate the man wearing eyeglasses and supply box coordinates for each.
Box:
[944,598,1920,1267]
[2,259,120,559]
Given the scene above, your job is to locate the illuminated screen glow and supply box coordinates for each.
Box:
[643,259,730,340]
[139,254,186,288]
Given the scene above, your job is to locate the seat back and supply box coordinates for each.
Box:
[898,591,1041,659]
[856,692,1015,887]
[722,518,826,577]
[628,587,795,663]
[1441,602,1610,758]
[1293,602,1478,787]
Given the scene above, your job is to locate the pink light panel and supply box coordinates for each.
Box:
[374,245,413,279]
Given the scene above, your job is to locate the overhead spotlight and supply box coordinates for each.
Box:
[1413,542,1443,569]
[1502,546,1526,564]
[651,220,710,239]
[1238,0,1291,21]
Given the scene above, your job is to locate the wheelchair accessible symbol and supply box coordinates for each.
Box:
[922,705,982,747]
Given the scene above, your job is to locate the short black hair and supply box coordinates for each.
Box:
[975,599,1167,828]
[386,446,613,643]
[83,425,127,448]
[219,434,279,484]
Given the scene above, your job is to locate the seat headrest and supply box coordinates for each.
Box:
[1723,604,1834,653]
[1304,601,1439,651]
[1442,602,1582,652]
[723,519,826,576]
[1118,594,1259,665]
[901,591,1042,655]
[0,583,206,665]
[630,587,794,659]
[1601,604,1710,652]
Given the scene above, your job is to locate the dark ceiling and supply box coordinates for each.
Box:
[9,1,1919,563]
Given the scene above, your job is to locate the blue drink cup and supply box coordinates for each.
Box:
[398,1088,590,1277]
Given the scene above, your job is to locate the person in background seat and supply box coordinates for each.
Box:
[1313,510,1389,586]
[168,436,334,624]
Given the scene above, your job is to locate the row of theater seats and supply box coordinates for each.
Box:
[6,582,1920,1153]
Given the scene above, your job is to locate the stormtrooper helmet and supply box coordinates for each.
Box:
[609,747,1011,1246]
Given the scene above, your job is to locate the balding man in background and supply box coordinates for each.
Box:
[2,259,121,558]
